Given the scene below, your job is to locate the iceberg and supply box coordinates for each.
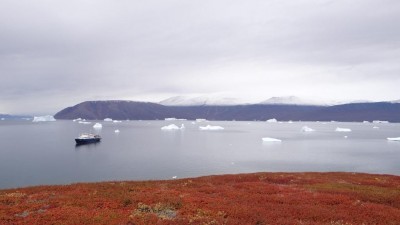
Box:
[161,124,184,130]
[262,137,282,142]
[335,127,352,132]
[301,126,315,132]
[115,129,120,133]
[266,118,277,123]
[373,120,389,124]
[195,119,207,122]
[363,121,369,123]
[32,115,56,122]
[72,118,82,122]
[104,118,113,122]
[1,118,4,121]
[199,125,224,130]
[288,121,293,124]
[113,120,122,123]
[373,126,380,129]
[165,118,187,121]
[93,123,102,129]
[387,137,400,141]
[78,121,91,124]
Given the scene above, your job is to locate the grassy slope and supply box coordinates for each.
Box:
[1,172,400,225]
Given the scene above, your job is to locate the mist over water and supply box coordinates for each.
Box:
[0,120,399,189]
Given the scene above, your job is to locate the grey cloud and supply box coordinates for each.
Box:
[0,0,399,114]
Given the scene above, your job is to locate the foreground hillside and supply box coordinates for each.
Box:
[1,172,400,225]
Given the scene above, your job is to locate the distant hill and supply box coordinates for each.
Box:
[54,100,400,122]
[0,114,32,120]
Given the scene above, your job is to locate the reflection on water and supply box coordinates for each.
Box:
[75,142,101,150]
[0,120,399,189]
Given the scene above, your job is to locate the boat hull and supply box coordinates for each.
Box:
[75,138,101,145]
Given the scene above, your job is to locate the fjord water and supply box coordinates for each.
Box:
[0,120,399,189]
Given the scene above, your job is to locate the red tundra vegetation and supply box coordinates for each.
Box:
[1,172,400,224]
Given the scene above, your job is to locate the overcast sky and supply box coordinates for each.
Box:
[1,0,400,114]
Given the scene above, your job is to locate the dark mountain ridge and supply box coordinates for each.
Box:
[54,100,400,122]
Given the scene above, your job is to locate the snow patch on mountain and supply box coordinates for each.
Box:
[159,95,249,106]
[259,96,323,105]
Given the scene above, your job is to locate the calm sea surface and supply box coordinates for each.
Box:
[0,120,399,189]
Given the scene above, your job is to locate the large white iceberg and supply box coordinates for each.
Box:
[104,118,113,122]
[266,118,278,123]
[335,127,352,132]
[32,115,56,122]
[387,137,400,141]
[93,123,103,129]
[161,124,185,130]
[301,126,315,132]
[262,137,282,142]
[199,125,224,130]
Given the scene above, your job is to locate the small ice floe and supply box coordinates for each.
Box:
[161,124,184,130]
[32,115,56,122]
[165,118,177,121]
[266,118,277,123]
[104,118,113,122]
[301,126,315,132]
[93,123,103,129]
[331,120,336,123]
[196,118,207,122]
[373,126,380,129]
[335,127,352,132]
[165,118,187,121]
[288,120,293,124]
[72,118,82,122]
[387,137,400,141]
[1,118,5,121]
[363,121,370,123]
[199,125,224,130]
[115,129,120,133]
[262,137,282,142]
[344,136,348,139]
[78,121,91,124]
[191,121,196,124]
[172,176,177,179]
[113,120,122,123]
[373,120,389,124]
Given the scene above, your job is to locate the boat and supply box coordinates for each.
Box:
[75,133,101,145]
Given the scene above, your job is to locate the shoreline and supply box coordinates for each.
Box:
[1,172,400,224]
